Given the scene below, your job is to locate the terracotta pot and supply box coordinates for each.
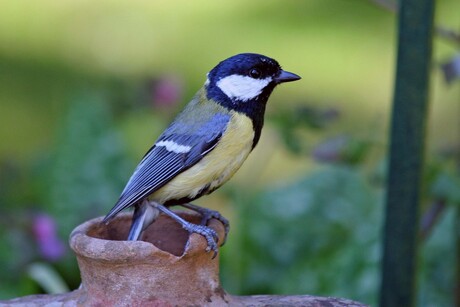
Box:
[71,211,229,306]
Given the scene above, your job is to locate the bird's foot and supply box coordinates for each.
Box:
[181,222,219,258]
[179,203,230,245]
[154,203,219,258]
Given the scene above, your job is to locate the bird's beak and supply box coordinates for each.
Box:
[275,70,301,84]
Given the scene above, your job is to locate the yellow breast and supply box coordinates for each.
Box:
[151,111,255,203]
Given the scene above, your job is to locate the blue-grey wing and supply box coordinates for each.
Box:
[103,112,230,222]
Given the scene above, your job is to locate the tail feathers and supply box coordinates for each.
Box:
[103,199,128,224]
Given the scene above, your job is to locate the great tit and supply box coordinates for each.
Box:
[103,53,300,256]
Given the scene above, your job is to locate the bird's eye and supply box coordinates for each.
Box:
[249,68,261,79]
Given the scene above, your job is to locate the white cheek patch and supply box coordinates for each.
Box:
[156,140,192,153]
[216,74,272,102]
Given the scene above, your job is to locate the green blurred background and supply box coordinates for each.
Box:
[0,1,458,305]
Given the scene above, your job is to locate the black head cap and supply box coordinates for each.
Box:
[206,53,300,107]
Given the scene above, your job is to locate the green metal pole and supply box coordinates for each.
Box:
[379,0,435,306]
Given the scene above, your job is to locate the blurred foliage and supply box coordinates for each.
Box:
[0,91,132,297]
[48,92,131,237]
[0,0,459,306]
[222,166,381,303]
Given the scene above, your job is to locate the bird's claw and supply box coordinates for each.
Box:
[180,203,230,245]
[182,222,219,258]
[200,211,230,245]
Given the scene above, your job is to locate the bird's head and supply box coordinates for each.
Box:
[205,53,300,111]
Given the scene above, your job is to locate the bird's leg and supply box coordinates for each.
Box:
[178,203,230,245]
[127,200,160,241]
[150,201,219,258]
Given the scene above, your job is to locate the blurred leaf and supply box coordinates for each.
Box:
[312,135,372,165]
[291,106,340,130]
[278,127,303,154]
[273,105,340,131]
[27,262,69,294]
[272,104,340,155]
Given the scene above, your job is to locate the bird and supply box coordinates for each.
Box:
[103,53,300,257]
